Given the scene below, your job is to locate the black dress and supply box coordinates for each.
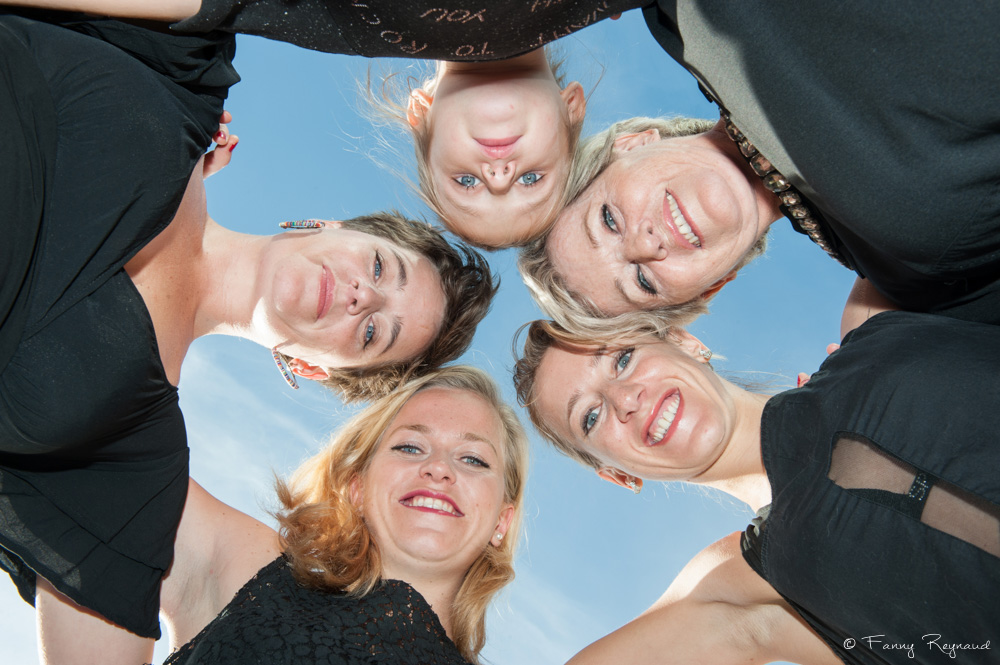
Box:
[644,0,1000,325]
[165,556,471,665]
[742,312,1000,664]
[172,0,646,60]
[0,11,238,638]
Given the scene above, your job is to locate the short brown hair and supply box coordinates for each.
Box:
[519,116,767,331]
[283,211,499,402]
[277,366,529,663]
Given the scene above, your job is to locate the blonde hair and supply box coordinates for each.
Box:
[363,52,584,250]
[518,116,768,331]
[277,366,528,663]
[512,319,668,471]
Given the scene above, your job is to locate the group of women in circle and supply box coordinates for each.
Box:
[0,1,997,664]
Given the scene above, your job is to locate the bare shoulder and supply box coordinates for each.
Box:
[568,533,840,665]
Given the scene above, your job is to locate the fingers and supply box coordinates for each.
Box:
[203,132,238,179]
[826,343,841,356]
[796,372,810,388]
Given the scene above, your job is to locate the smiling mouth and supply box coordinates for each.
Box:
[664,192,702,248]
[476,136,520,160]
[317,266,333,320]
[646,391,682,446]
[400,492,464,517]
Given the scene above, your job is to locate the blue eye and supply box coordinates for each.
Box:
[602,205,618,233]
[392,443,421,454]
[462,455,489,468]
[364,319,376,347]
[374,252,383,280]
[582,407,600,435]
[615,347,634,373]
[637,267,656,295]
[518,172,541,186]
[457,175,480,189]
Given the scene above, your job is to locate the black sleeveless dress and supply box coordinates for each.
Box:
[166,556,471,665]
[742,312,1000,664]
[0,11,238,638]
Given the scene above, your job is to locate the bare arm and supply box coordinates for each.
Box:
[160,479,282,650]
[568,533,840,665]
[840,277,899,339]
[0,0,201,21]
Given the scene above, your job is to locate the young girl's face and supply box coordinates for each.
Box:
[419,63,585,248]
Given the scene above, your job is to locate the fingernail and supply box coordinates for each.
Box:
[214,130,226,142]
[228,139,238,152]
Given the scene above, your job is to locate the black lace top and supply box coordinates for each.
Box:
[166,557,471,665]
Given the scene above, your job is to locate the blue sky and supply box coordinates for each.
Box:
[0,11,854,664]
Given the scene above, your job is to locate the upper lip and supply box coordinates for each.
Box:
[317,265,333,320]
[399,489,464,516]
[476,136,520,160]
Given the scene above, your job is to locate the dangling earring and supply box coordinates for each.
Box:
[626,479,641,495]
[699,348,713,362]
[271,347,299,390]
[278,219,324,230]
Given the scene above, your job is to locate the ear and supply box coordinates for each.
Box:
[348,475,363,511]
[287,357,330,382]
[490,503,516,548]
[612,128,661,155]
[596,466,643,493]
[560,81,586,126]
[667,328,711,363]
[406,89,434,129]
[700,269,737,301]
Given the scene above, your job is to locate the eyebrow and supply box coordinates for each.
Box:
[381,316,402,357]
[584,209,598,249]
[395,423,499,455]
[564,350,606,429]
[394,250,408,288]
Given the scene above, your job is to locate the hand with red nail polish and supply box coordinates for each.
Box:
[203,110,238,179]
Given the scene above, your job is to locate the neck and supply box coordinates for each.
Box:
[439,47,552,80]
[693,383,772,512]
[192,219,274,344]
[705,119,784,228]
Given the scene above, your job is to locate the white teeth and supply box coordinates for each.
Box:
[649,394,681,444]
[406,495,456,514]
[666,193,701,247]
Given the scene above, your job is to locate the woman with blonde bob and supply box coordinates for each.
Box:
[513,315,1000,665]
[161,365,528,664]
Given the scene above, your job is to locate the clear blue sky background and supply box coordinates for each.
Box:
[0,10,854,664]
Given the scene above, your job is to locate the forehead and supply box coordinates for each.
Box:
[547,195,631,315]
[440,191,562,247]
[390,387,503,450]
[535,343,603,434]
[384,255,446,362]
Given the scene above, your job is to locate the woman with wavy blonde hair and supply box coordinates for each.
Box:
[159,365,528,664]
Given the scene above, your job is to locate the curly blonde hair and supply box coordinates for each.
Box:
[518,116,768,332]
[276,366,528,663]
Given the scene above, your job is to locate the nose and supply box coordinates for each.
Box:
[480,160,517,193]
[420,453,455,483]
[608,380,643,423]
[623,218,668,262]
[345,280,385,316]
